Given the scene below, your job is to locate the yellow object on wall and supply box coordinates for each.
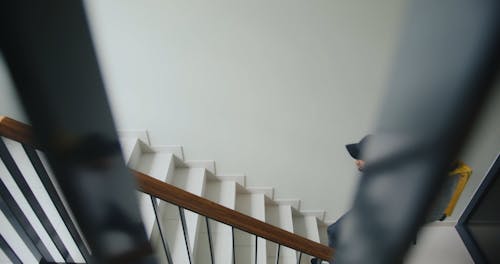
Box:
[444,161,472,217]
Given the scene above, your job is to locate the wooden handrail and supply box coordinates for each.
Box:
[0,116,334,260]
[134,170,333,260]
[0,116,38,148]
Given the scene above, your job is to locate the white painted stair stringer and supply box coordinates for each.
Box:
[132,150,176,237]
[293,210,322,244]
[246,186,274,200]
[118,130,151,146]
[117,132,329,263]
[0,129,330,263]
[119,136,139,165]
[170,167,207,263]
[120,136,208,264]
[265,201,296,264]
[195,179,237,264]
[145,167,208,264]
[235,185,268,264]
[293,210,323,264]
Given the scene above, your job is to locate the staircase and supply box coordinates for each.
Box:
[120,131,331,264]
[0,116,333,263]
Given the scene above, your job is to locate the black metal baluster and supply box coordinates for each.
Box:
[205,217,214,264]
[1,1,155,262]
[275,244,280,264]
[333,1,500,263]
[23,144,91,262]
[232,226,236,264]
[254,235,258,264]
[0,139,72,262]
[178,207,192,264]
[0,181,52,262]
[0,235,22,264]
[150,196,173,264]
[297,252,302,264]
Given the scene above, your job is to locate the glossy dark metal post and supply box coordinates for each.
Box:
[22,144,91,262]
[150,196,173,264]
[455,154,500,263]
[0,1,155,262]
[255,235,258,264]
[232,226,236,264]
[205,217,214,264]
[0,139,72,262]
[275,244,281,264]
[0,181,52,262]
[335,0,500,263]
[179,207,193,264]
[0,235,22,264]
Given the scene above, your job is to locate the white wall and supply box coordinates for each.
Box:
[83,0,407,221]
[453,80,500,220]
[0,54,28,123]
[1,2,499,263]
[1,0,498,224]
[405,223,474,264]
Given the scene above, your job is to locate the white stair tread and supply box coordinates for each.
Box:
[266,204,295,264]
[159,168,207,264]
[208,173,246,187]
[246,186,274,200]
[149,145,184,160]
[135,151,176,237]
[182,160,216,174]
[293,215,321,243]
[318,224,329,246]
[293,215,322,264]
[235,192,267,264]
[196,180,237,264]
[2,125,333,264]
[128,140,143,169]
[134,152,175,182]
[119,137,138,164]
[275,199,300,211]
[205,180,236,208]
[117,130,150,146]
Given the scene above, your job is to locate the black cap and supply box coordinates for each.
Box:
[345,135,371,160]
